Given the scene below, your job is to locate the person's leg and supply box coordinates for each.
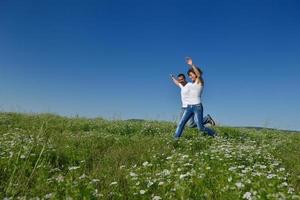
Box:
[174,107,193,138]
[179,108,196,128]
[193,104,216,137]
[203,114,216,126]
[177,108,184,125]
[203,115,210,126]
[186,113,197,128]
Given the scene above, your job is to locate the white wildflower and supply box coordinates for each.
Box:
[91,179,100,183]
[180,172,191,179]
[281,182,288,187]
[288,187,295,194]
[235,182,245,189]
[243,192,252,200]
[79,174,87,179]
[267,174,276,179]
[147,181,154,188]
[162,169,171,176]
[56,175,64,183]
[140,190,146,194]
[259,165,267,169]
[278,167,285,172]
[44,193,54,199]
[68,166,80,171]
[166,156,172,160]
[110,181,118,186]
[229,166,237,171]
[130,172,138,177]
[152,196,162,200]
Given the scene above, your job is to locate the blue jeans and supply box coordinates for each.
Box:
[179,108,211,128]
[174,103,216,138]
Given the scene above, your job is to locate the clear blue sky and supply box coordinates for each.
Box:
[1,0,300,130]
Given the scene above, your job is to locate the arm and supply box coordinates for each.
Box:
[186,57,201,78]
[170,74,181,87]
[191,64,201,78]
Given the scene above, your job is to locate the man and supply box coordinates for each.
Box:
[171,73,215,128]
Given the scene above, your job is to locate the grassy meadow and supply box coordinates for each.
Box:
[0,112,299,199]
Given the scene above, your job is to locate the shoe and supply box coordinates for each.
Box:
[207,114,216,126]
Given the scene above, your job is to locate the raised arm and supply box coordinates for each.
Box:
[170,74,181,87]
[186,57,201,78]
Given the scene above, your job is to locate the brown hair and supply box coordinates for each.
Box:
[187,67,204,85]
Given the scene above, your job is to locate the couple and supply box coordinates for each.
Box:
[171,57,216,139]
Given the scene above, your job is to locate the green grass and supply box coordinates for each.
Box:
[0,112,299,199]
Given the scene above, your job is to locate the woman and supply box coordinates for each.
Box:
[173,57,216,138]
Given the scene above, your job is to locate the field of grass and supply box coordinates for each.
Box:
[0,112,299,199]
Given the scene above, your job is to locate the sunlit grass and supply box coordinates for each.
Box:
[0,112,299,199]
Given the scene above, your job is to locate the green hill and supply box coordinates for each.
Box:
[0,112,299,199]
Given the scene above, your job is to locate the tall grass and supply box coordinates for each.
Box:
[0,112,299,199]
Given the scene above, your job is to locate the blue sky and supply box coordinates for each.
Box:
[1,0,300,130]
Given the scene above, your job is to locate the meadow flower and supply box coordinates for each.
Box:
[288,187,295,194]
[166,156,172,160]
[259,165,267,169]
[79,174,87,179]
[235,182,245,189]
[68,166,80,171]
[110,181,118,186]
[143,161,149,167]
[278,167,285,172]
[245,179,251,184]
[184,163,193,167]
[92,189,103,197]
[55,175,64,183]
[147,181,154,188]
[180,172,191,179]
[140,190,146,194]
[229,166,237,171]
[267,174,276,179]
[152,196,162,200]
[130,172,138,177]
[158,181,164,186]
[162,169,171,176]
[243,192,252,200]
[280,182,288,187]
[44,193,54,199]
[91,179,100,183]
[228,176,232,182]
[20,155,26,159]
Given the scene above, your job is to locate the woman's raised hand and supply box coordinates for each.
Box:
[185,56,193,66]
